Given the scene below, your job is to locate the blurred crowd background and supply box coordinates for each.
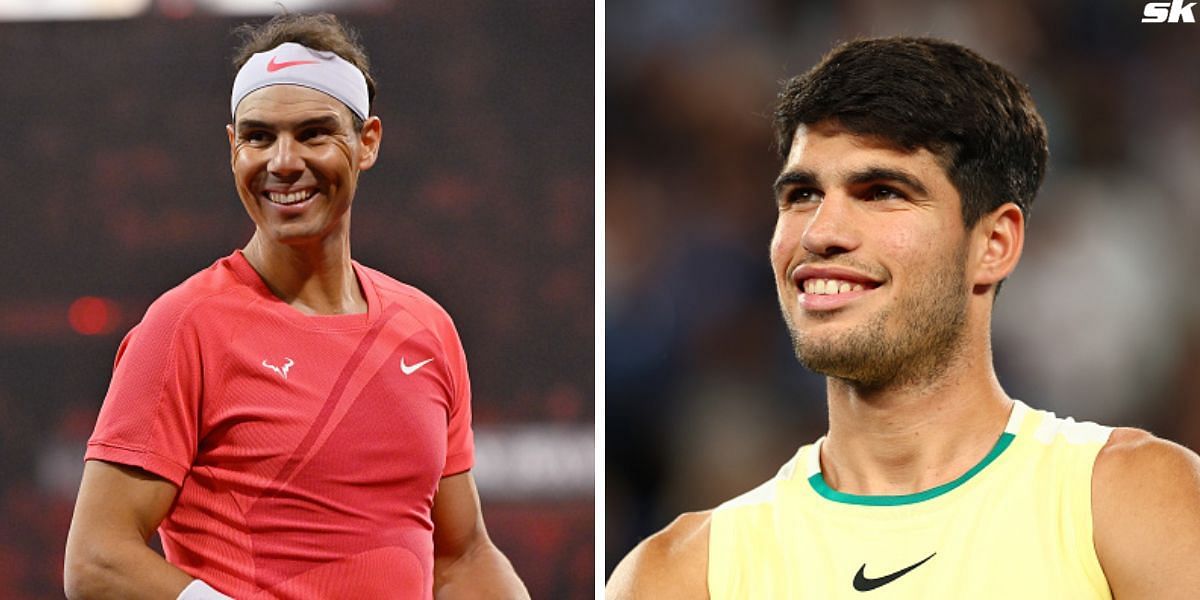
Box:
[607,0,1200,576]
[0,1,593,598]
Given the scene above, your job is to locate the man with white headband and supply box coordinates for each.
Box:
[64,13,528,599]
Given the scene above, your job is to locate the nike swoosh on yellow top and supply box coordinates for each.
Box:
[852,553,936,591]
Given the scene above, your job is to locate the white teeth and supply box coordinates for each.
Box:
[267,190,315,205]
[803,278,870,295]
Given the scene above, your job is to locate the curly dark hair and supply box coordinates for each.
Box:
[232,13,375,128]
[774,37,1048,228]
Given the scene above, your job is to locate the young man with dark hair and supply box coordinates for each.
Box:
[64,13,528,599]
[607,36,1200,598]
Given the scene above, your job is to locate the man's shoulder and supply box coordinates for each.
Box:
[356,263,457,326]
[1093,427,1200,486]
[1092,427,1200,511]
[606,511,711,600]
[137,254,249,331]
[1092,427,1200,595]
[356,263,442,308]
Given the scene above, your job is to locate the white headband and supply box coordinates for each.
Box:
[231,42,369,121]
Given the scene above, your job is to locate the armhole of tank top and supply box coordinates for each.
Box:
[707,505,733,600]
[1075,429,1115,598]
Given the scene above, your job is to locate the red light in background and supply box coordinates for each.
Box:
[68,297,120,335]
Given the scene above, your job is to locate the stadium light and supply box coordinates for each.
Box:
[0,0,150,21]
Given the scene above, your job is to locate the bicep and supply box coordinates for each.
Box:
[68,459,179,547]
[64,460,197,598]
[1093,430,1200,598]
[431,471,487,559]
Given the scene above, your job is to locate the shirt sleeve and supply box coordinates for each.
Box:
[86,297,204,488]
[440,314,475,477]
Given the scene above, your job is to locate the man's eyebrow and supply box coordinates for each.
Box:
[236,115,343,133]
[846,167,929,197]
[773,170,818,198]
[235,119,272,133]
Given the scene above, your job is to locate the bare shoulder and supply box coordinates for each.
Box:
[1093,427,1200,524]
[1092,428,1200,597]
[605,510,712,600]
[1093,427,1200,494]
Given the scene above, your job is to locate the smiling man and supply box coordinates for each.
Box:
[606,37,1200,598]
[63,14,527,600]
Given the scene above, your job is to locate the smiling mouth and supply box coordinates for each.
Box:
[801,278,880,295]
[264,189,317,206]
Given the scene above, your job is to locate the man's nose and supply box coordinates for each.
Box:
[801,193,861,257]
[268,135,304,178]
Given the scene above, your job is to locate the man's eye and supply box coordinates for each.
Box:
[242,131,270,143]
[783,188,821,205]
[299,129,329,141]
[868,186,904,201]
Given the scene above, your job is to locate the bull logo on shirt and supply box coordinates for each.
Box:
[262,358,295,379]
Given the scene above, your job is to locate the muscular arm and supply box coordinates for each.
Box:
[1093,428,1200,599]
[431,471,528,599]
[605,511,711,600]
[64,460,195,599]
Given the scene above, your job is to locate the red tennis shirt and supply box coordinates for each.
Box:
[86,250,474,599]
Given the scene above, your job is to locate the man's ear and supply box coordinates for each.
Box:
[226,124,237,172]
[971,202,1025,293]
[357,116,382,171]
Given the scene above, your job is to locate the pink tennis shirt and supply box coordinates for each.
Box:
[86,250,474,599]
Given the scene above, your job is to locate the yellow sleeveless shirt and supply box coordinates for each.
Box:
[708,401,1113,599]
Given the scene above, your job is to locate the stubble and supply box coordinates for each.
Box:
[783,243,970,391]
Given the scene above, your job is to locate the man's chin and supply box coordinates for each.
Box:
[797,352,870,380]
[790,331,893,385]
[262,225,329,247]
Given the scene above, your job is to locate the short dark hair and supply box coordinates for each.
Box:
[774,37,1048,227]
[232,13,375,130]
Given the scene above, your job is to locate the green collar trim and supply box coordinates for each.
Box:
[808,432,1015,506]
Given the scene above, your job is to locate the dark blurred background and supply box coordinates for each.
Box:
[606,0,1200,577]
[0,1,593,598]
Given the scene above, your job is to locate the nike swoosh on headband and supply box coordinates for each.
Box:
[266,56,320,72]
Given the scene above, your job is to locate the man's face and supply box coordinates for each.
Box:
[227,84,380,246]
[770,121,971,389]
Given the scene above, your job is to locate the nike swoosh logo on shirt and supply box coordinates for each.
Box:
[267,56,320,72]
[400,357,434,375]
[852,553,935,591]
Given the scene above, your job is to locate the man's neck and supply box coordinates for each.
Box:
[241,230,367,316]
[820,346,1013,497]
